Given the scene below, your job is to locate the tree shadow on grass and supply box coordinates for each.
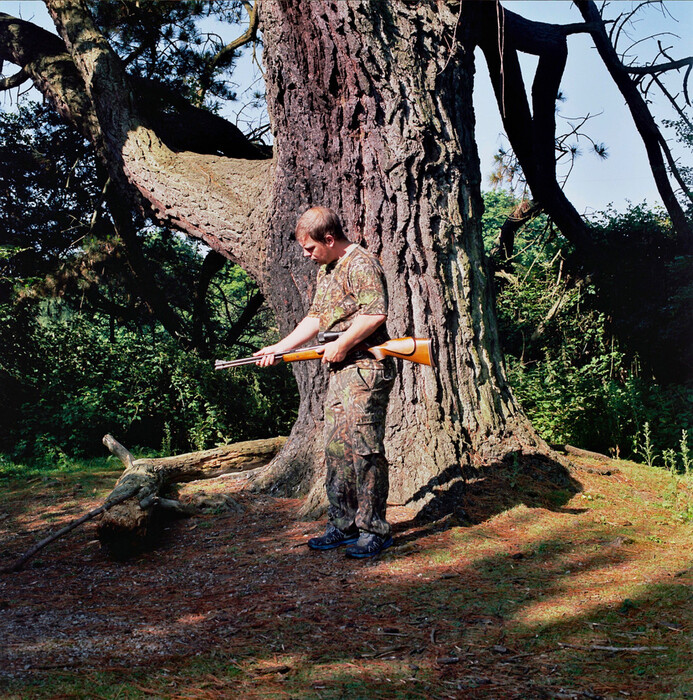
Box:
[1,499,689,699]
[0,450,582,570]
[392,450,584,546]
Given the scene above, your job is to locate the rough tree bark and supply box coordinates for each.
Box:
[238,1,548,517]
[1,1,558,522]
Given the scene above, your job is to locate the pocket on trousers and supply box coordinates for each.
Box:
[352,419,384,456]
[356,365,394,393]
[355,366,377,391]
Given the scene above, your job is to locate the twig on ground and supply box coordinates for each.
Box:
[1,487,138,573]
[558,642,668,652]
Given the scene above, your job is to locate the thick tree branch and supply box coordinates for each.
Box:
[39,0,273,278]
[97,434,286,559]
[2,4,273,285]
[575,0,692,248]
[84,287,139,324]
[131,75,271,160]
[474,1,692,252]
[191,249,227,354]
[2,486,139,573]
[0,12,97,139]
[495,200,543,262]
[531,30,567,188]
[105,181,192,349]
[224,290,265,348]
[0,66,28,90]
[472,2,597,258]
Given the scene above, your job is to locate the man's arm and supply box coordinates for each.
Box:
[253,316,321,367]
[321,314,387,364]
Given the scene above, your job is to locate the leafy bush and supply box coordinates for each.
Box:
[1,305,298,462]
[588,203,692,384]
[485,193,693,459]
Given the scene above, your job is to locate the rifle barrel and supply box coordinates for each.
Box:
[214,356,265,369]
[214,344,325,370]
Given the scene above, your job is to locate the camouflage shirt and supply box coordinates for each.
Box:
[308,244,389,346]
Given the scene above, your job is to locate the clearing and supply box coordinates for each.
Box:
[0,452,691,699]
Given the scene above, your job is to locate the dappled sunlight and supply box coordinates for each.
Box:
[354,490,692,648]
[178,613,209,625]
[511,547,681,630]
[1,460,691,698]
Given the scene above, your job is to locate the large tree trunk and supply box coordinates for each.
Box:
[249,1,546,517]
[1,1,552,522]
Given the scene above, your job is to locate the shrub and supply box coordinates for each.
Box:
[485,193,693,459]
[2,309,298,461]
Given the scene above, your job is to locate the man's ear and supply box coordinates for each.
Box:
[324,234,335,247]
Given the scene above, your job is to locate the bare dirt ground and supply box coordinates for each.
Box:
[0,456,691,699]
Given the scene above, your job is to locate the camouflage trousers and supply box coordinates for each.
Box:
[323,361,395,538]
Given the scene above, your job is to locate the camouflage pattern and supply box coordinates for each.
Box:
[308,244,390,347]
[306,242,394,536]
[324,363,394,538]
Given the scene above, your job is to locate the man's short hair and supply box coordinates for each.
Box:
[295,206,346,243]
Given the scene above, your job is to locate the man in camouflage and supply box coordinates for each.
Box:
[255,206,394,558]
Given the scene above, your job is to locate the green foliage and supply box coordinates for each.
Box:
[481,190,557,269]
[89,0,250,109]
[0,98,291,466]
[0,6,281,468]
[485,193,693,459]
[1,303,297,461]
[0,452,114,487]
[0,101,272,356]
[662,117,693,210]
[587,203,692,384]
[681,430,691,476]
[0,102,98,301]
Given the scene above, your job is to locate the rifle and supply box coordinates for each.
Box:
[214,331,434,370]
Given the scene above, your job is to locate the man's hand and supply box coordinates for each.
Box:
[253,345,281,367]
[252,317,321,368]
[321,314,386,364]
[321,339,348,364]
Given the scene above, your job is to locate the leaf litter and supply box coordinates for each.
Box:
[0,457,691,699]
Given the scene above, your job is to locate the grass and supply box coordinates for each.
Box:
[0,454,691,699]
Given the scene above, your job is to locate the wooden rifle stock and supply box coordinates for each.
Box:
[281,347,325,363]
[367,337,434,366]
[214,336,434,370]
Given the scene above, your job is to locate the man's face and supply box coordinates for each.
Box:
[298,234,338,265]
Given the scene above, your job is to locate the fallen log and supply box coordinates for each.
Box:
[98,434,286,559]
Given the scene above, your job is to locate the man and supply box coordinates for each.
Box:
[254,206,394,558]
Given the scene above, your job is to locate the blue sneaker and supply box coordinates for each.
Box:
[345,532,394,558]
[308,523,359,550]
